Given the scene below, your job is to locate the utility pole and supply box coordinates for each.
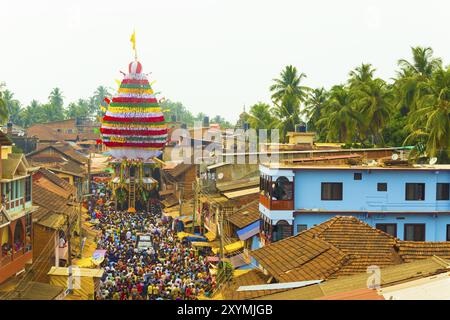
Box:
[87,152,92,195]
[66,213,72,267]
[217,206,224,262]
[192,179,198,233]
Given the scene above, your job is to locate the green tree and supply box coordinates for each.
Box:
[405,67,450,161]
[66,99,90,119]
[2,89,22,125]
[303,88,328,135]
[316,85,362,143]
[90,85,111,117]
[47,88,65,121]
[19,100,43,127]
[270,65,310,141]
[352,78,394,145]
[248,102,275,131]
[0,84,9,125]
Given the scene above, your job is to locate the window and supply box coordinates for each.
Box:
[377,183,387,192]
[437,183,450,201]
[404,224,425,241]
[376,224,397,237]
[321,183,343,200]
[25,176,32,202]
[297,224,307,234]
[354,173,362,180]
[272,176,293,200]
[272,220,292,242]
[447,225,450,241]
[405,183,425,201]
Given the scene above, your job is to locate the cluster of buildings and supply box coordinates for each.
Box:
[0,118,109,298]
[158,120,450,300]
[1,115,449,300]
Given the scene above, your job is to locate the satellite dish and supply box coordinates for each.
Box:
[391,154,399,161]
[429,157,438,165]
[217,172,224,180]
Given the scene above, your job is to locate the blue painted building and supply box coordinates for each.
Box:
[259,163,450,243]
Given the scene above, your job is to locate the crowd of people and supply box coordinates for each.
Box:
[89,183,215,300]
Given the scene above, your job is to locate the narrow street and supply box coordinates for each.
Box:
[89,183,215,300]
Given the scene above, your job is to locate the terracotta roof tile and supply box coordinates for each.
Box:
[251,216,402,282]
[227,200,260,229]
[397,241,450,262]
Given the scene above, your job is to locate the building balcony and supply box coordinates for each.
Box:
[259,194,294,211]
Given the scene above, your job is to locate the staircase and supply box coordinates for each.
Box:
[128,177,136,210]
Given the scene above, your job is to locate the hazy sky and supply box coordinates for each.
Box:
[1,0,448,122]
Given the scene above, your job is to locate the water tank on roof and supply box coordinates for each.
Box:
[295,123,307,133]
[203,116,210,127]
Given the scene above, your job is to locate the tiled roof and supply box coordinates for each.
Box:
[255,256,450,300]
[31,143,88,164]
[27,120,100,142]
[37,168,77,194]
[32,184,75,218]
[397,242,450,262]
[251,216,401,283]
[227,200,260,229]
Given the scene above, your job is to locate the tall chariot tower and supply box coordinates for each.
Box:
[100,58,167,211]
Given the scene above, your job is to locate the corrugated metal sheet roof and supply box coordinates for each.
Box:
[238,280,322,292]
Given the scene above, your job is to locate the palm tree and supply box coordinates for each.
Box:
[303,88,328,133]
[0,85,9,125]
[405,67,450,160]
[394,47,443,115]
[90,86,111,116]
[348,63,376,86]
[270,66,310,141]
[19,100,42,127]
[248,102,275,131]
[49,87,64,109]
[352,78,394,145]
[316,85,362,143]
[398,46,442,78]
[270,65,310,104]
[2,89,21,124]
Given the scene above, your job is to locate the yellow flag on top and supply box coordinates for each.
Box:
[130,30,136,50]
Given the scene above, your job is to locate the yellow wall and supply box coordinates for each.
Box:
[1,146,12,160]
[1,226,10,244]
[56,173,74,185]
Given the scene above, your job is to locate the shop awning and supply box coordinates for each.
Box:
[236,221,260,241]
[177,232,206,242]
[204,231,216,242]
[229,253,251,269]
[191,242,218,248]
[213,240,245,255]
[177,232,196,240]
